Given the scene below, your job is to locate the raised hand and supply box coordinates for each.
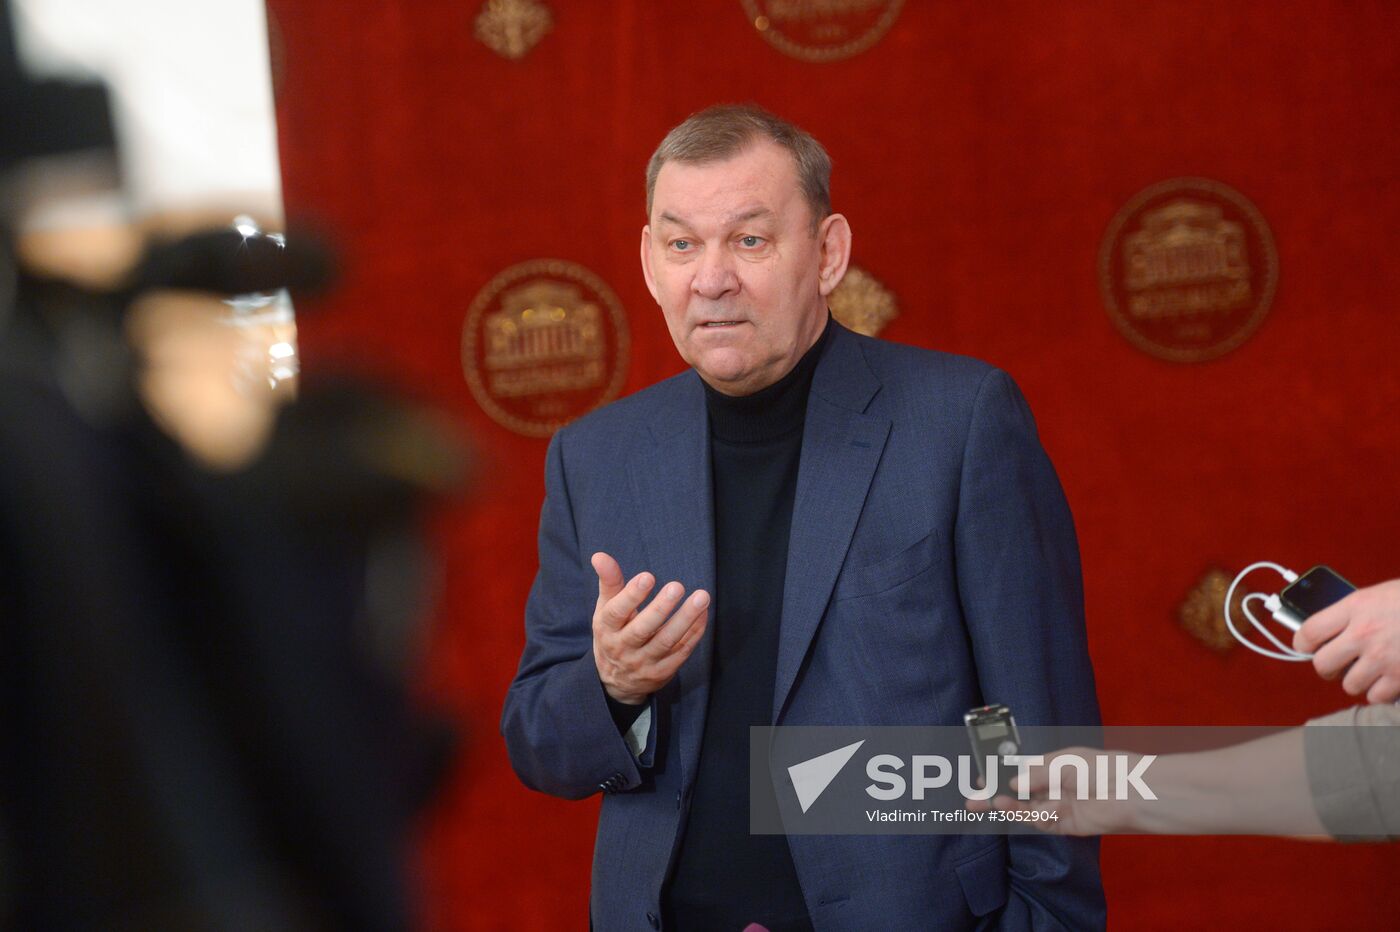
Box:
[591,551,709,705]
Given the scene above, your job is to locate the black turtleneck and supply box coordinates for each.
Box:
[663,319,831,932]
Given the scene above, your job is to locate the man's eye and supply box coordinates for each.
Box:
[671,239,692,251]
[738,235,764,248]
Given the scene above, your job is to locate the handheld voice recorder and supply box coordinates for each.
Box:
[964,704,1021,782]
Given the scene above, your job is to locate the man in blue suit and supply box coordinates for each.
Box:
[502,105,1104,931]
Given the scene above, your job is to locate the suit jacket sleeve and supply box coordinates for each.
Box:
[955,369,1106,930]
[500,429,655,800]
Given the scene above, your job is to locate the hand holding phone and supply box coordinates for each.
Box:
[1293,576,1400,704]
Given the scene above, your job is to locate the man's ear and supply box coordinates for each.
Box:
[816,213,852,297]
[640,225,660,304]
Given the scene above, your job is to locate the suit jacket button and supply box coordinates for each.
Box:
[646,911,659,929]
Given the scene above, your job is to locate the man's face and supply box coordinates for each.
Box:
[641,139,849,396]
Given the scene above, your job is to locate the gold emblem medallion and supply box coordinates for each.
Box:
[1100,177,1278,363]
[474,0,553,61]
[463,260,629,437]
[740,0,904,62]
[1178,567,1243,652]
[829,264,898,336]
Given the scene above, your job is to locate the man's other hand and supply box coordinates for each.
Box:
[964,748,1138,837]
[1294,578,1400,704]
[591,551,709,706]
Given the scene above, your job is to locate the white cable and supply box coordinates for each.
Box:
[1264,593,1304,633]
[1244,593,1310,660]
[1228,593,1309,662]
[1225,562,1311,662]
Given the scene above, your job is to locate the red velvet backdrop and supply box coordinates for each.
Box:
[266,2,1400,928]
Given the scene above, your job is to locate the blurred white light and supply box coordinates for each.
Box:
[11,0,285,223]
[233,214,260,238]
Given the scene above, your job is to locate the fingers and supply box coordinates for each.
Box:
[1311,630,1361,681]
[1001,756,1048,796]
[619,581,687,647]
[591,569,708,704]
[1008,769,1049,797]
[657,603,709,666]
[651,605,709,677]
[1295,597,1353,654]
[992,795,1040,815]
[642,589,711,654]
[677,604,709,653]
[592,557,703,652]
[595,567,655,631]
[1366,675,1400,705]
[593,552,625,610]
[1006,748,1089,797]
[1342,655,1382,698]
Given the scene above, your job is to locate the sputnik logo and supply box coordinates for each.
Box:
[787,740,865,813]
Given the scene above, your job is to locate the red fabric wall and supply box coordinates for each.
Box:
[267,2,1400,928]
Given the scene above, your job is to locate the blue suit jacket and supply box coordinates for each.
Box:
[502,322,1105,931]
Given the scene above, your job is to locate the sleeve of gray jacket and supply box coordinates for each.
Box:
[500,430,655,800]
[1304,704,1400,841]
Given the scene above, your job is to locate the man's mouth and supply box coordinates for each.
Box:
[700,321,744,328]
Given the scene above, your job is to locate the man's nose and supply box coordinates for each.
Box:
[691,246,739,300]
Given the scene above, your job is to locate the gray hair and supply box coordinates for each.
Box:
[645,104,832,230]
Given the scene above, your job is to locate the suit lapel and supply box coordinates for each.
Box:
[773,326,889,722]
[627,372,715,783]
[625,327,885,765]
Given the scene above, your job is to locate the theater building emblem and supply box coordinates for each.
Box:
[1100,178,1277,362]
[463,260,629,436]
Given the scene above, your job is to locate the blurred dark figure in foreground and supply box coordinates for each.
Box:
[0,4,464,928]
